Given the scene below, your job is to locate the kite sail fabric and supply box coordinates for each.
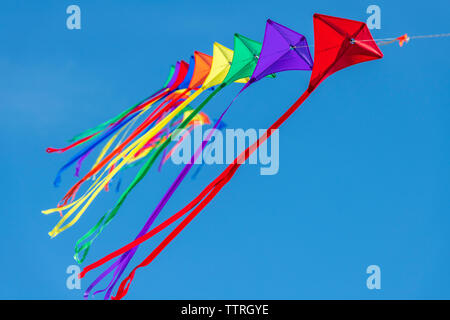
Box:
[307,13,383,90]
[79,14,384,300]
[244,19,313,87]
[80,22,315,300]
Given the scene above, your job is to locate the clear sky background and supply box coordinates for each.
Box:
[1,0,449,299]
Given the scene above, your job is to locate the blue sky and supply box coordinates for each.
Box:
[1,0,449,299]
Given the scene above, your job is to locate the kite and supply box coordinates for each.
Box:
[43,11,450,300]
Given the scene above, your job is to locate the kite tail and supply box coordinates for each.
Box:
[81,84,227,298]
[79,162,224,279]
[115,178,122,193]
[47,132,99,154]
[52,112,139,187]
[56,90,172,201]
[74,138,167,263]
[162,126,195,165]
[74,149,93,177]
[103,85,241,299]
[157,147,168,172]
[83,259,123,299]
[112,178,229,300]
[73,103,194,260]
[191,120,227,180]
[69,88,167,143]
[103,88,314,299]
